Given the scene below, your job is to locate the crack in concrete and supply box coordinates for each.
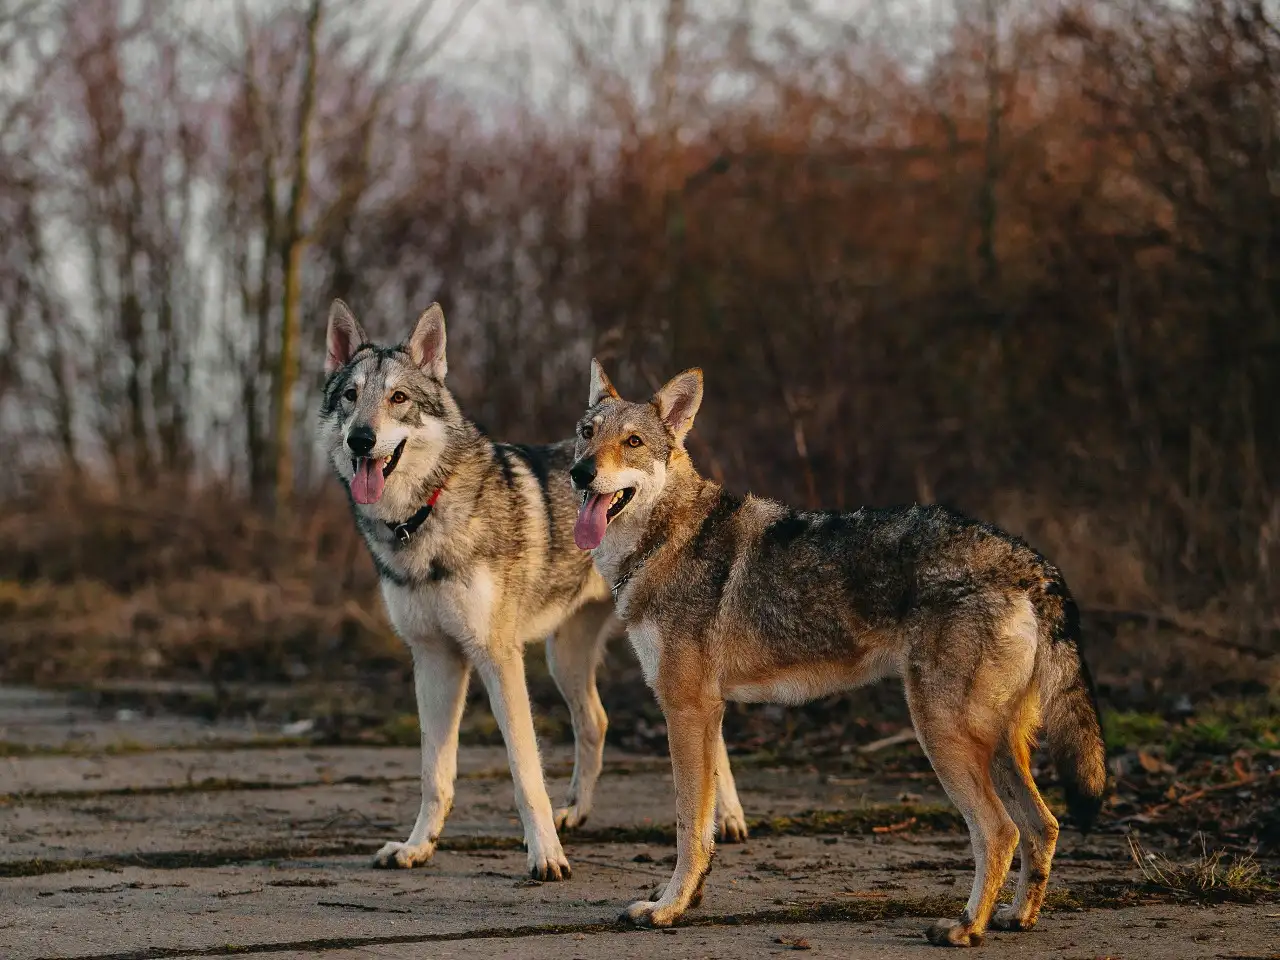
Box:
[1,760,675,804]
[0,775,419,804]
[0,804,969,877]
[0,842,376,878]
[0,739,316,759]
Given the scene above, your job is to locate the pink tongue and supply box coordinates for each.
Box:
[351,458,386,504]
[574,494,610,550]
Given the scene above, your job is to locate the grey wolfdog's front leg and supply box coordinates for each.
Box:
[623,699,724,927]
[374,637,470,869]
[474,647,572,881]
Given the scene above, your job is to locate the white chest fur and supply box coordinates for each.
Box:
[381,566,495,649]
[626,618,663,688]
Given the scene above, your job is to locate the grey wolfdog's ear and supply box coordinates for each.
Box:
[326,300,368,374]
[652,368,703,444]
[408,303,447,379]
[589,358,619,406]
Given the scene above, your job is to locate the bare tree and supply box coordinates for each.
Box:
[216,0,479,506]
[271,0,323,515]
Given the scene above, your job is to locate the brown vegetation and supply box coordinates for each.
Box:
[0,0,1277,712]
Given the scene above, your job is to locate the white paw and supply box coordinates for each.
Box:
[554,803,590,832]
[621,898,682,928]
[717,810,749,843]
[372,839,436,869]
[526,836,572,881]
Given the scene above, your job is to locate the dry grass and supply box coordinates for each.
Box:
[1128,835,1275,903]
[0,475,404,687]
[988,491,1157,612]
[0,473,1274,701]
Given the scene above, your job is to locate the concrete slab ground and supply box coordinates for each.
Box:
[1,689,1276,960]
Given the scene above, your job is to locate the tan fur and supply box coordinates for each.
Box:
[570,363,1107,947]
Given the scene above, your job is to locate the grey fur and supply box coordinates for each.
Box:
[571,361,1107,944]
[317,304,749,879]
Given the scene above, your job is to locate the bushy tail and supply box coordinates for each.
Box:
[1035,574,1108,832]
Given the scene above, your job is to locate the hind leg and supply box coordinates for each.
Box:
[546,603,614,831]
[714,732,748,842]
[989,707,1059,931]
[908,679,1020,948]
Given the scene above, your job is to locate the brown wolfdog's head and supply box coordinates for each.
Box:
[569,360,702,550]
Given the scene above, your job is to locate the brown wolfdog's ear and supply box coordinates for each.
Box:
[589,357,620,406]
[652,368,703,444]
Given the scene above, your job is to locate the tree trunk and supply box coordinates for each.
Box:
[272,0,323,516]
[976,0,1002,287]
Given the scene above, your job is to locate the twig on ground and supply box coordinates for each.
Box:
[858,729,918,754]
[872,817,918,834]
[1145,769,1278,817]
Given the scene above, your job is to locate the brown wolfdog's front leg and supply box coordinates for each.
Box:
[622,698,723,927]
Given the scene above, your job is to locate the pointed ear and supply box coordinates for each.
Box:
[588,358,619,406]
[652,368,703,443]
[326,300,368,374]
[408,303,447,379]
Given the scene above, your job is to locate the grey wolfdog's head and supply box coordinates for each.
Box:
[317,300,460,515]
[568,359,703,550]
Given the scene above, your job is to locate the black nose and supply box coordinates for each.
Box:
[569,457,596,489]
[347,426,376,456]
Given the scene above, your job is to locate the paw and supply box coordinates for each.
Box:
[555,804,589,832]
[372,839,436,869]
[526,839,572,882]
[717,811,749,843]
[925,919,983,948]
[989,905,1033,931]
[620,899,682,928]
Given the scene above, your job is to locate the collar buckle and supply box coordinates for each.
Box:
[385,484,445,546]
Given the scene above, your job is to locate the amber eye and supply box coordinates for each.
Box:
[390,391,408,405]
[343,387,357,402]
[626,434,643,448]
[581,424,594,440]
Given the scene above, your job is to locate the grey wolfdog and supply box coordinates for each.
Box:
[567,359,1107,945]
[317,302,748,880]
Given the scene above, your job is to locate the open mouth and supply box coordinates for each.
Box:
[352,438,406,480]
[350,439,406,505]
[605,487,635,520]
[573,487,635,550]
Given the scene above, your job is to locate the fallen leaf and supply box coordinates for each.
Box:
[1138,750,1174,775]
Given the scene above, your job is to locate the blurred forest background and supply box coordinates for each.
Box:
[0,0,1277,736]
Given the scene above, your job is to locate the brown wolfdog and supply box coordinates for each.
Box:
[568,360,1106,947]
